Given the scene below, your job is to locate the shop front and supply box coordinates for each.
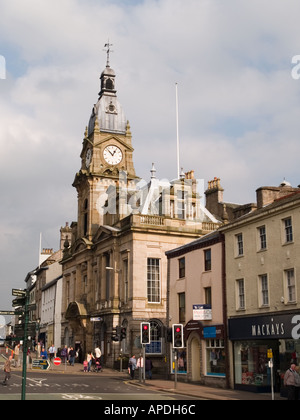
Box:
[229,312,300,393]
[173,320,227,387]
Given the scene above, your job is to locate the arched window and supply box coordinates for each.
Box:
[146,320,163,355]
[105,78,113,90]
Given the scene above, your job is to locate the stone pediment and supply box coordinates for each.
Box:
[94,135,134,152]
[72,237,93,254]
[65,301,88,320]
[93,225,120,244]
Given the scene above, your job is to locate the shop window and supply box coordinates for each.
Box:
[234,342,271,388]
[171,349,187,374]
[206,339,226,377]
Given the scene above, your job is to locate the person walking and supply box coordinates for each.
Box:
[2,356,12,386]
[284,363,300,400]
[69,347,76,366]
[61,345,68,364]
[87,352,94,372]
[14,344,20,368]
[49,344,56,362]
[128,355,137,380]
[145,358,153,380]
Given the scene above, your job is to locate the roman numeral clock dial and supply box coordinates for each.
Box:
[103,145,123,165]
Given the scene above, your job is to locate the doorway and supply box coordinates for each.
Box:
[191,337,201,381]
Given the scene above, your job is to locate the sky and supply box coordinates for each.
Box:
[0,0,300,313]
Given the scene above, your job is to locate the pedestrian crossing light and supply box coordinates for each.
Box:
[141,322,150,345]
[172,324,184,348]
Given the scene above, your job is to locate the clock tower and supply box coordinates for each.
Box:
[73,52,138,239]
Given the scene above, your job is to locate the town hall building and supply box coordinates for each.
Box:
[60,48,219,370]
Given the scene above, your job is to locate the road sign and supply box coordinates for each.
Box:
[12,289,26,297]
[90,317,103,322]
[12,297,26,307]
[0,311,15,316]
[53,357,61,366]
[32,359,50,371]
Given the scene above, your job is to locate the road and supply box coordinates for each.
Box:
[0,370,202,401]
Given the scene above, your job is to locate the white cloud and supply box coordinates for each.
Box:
[0,0,300,307]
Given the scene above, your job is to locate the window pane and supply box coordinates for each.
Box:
[147,258,161,303]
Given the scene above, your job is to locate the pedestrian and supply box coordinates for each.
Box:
[87,352,94,372]
[284,363,300,400]
[2,356,12,386]
[128,355,137,380]
[83,360,88,373]
[40,347,48,360]
[145,358,153,380]
[61,345,68,364]
[137,356,144,370]
[95,346,101,361]
[49,344,56,362]
[69,347,76,366]
[14,344,20,368]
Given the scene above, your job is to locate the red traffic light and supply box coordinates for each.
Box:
[141,322,151,344]
[175,327,181,333]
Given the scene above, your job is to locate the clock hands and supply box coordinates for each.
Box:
[108,147,117,156]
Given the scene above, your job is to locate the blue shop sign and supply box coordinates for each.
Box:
[203,327,217,339]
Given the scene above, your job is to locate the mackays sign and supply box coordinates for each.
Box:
[228,312,300,340]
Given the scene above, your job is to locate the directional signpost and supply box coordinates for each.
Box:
[12,288,29,401]
[1,289,31,400]
[32,359,51,371]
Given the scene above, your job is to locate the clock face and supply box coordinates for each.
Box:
[103,145,123,165]
[85,148,92,168]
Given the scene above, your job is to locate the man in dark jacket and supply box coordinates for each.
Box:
[145,358,153,380]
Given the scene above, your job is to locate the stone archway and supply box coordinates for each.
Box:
[65,301,88,357]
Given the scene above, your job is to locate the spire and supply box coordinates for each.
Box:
[151,163,157,179]
[104,40,113,68]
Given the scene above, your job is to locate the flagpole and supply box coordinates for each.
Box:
[175,83,180,180]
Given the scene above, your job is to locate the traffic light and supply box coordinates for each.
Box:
[166,327,173,343]
[172,324,184,348]
[120,327,127,341]
[112,326,121,342]
[140,322,150,345]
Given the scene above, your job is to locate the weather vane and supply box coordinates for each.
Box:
[104,40,113,67]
